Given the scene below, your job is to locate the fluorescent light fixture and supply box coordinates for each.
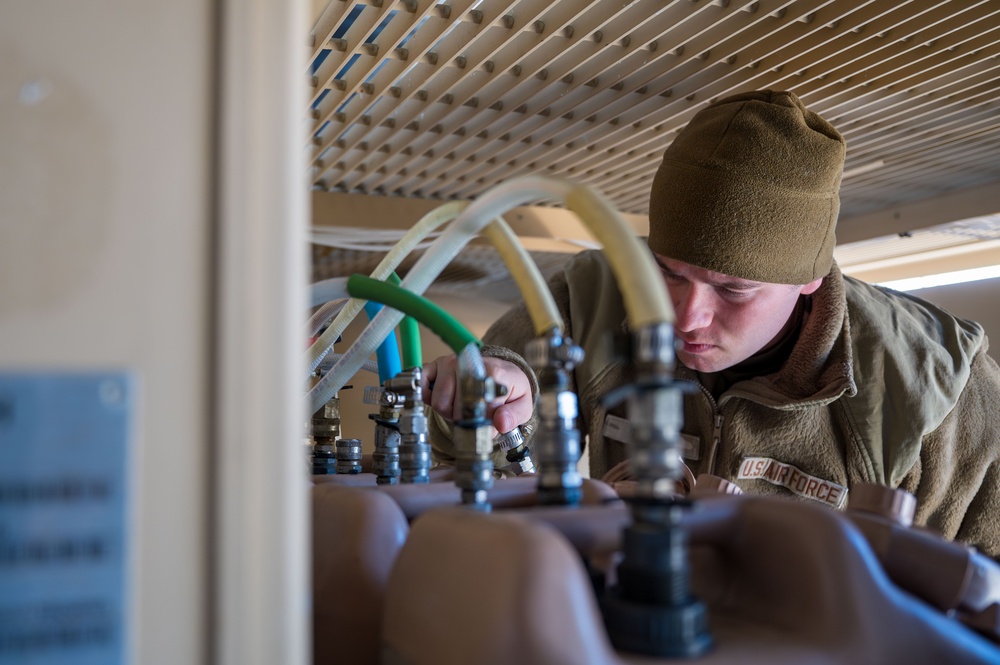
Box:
[877,264,1000,292]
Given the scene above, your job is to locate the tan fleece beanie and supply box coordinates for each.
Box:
[647,90,846,285]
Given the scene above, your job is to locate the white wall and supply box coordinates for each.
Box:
[3,3,309,665]
[909,277,1000,362]
[2,3,214,663]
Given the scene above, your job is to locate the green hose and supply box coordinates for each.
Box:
[385,273,423,369]
[347,274,480,355]
[398,308,423,369]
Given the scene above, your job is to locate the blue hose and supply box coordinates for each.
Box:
[363,301,402,384]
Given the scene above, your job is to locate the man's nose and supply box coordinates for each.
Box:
[673,284,713,332]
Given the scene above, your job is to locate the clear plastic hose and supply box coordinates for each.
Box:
[305,298,347,339]
[321,353,379,376]
[309,177,574,413]
[306,201,468,375]
[310,208,561,364]
[309,277,350,309]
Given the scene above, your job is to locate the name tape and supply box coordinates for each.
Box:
[602,415,701,460]
[737,456,847,509]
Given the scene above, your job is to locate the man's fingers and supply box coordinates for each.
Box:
[491,392,533,434]
[420,362,437,403]
[424,355,532,427]
[429,372,456,417]
[492,407,516,436]
[422,356,462,420]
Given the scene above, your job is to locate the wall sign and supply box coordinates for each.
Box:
[0,373,133,665]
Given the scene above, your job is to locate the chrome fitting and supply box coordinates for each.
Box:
[525,330,585,506]
[335,438,363,474]
[392,368,431,484]
[453,424,494,511]
[633,322,675,369]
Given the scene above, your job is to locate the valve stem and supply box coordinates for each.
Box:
[309,394,340,475]
[453,372,500,511]
[385,368,431,484]
[369,388,404,485]
[599,323,712,658]
[525,330,584,506]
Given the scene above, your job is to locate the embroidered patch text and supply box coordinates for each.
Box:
[737,456,847,509]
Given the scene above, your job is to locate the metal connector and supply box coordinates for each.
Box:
[335,438,363,474]
[600,502,712,657]
[495,427,535,475]
[310,441,336,475]
[310,395,341,442]
[370,387,404,485]
[626,324,685,508]
[309,394,341,475]
[599,323,711,658]
[386,368,431,484]
[453,370,499,511]
[525,330,584,505]
[453,422,493,511]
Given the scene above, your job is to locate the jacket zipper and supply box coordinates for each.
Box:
[681,378,724,475]
[708,412,724,475]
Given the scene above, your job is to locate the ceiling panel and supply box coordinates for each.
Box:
[308,0,1000,288]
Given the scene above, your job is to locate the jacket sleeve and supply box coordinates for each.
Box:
[904,347,1000,559]
[427,267,577,467]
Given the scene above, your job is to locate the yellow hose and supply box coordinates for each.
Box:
[566,185,674,327]
[481,219,563,337]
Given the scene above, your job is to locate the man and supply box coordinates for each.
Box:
[423,90,1000,558]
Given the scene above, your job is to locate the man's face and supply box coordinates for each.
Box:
[653,254,823,373]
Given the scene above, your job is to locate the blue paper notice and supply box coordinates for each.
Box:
[0,373,133,665]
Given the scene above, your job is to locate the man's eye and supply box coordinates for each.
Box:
[722,288,753,299]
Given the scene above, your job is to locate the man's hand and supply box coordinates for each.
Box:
[421,355,533,434]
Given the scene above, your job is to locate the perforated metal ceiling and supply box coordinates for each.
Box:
[309,0,1000,222]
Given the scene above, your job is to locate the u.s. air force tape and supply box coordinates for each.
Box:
[737,456,848,509]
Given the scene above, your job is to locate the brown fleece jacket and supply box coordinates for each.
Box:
[429,249,1000,558]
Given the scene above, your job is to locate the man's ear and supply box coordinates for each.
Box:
[800,277,823,295]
